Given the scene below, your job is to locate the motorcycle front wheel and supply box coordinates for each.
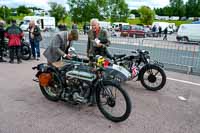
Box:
[20,42,31,60]
[139,65,166,91]
[96,81,132,122]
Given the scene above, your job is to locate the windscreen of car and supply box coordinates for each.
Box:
[122,25,130,30]
[131,25,144,31]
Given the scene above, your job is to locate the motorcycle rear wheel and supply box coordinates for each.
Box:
[39,72,62,102]
[20,42,31,60]
[96,81,132,122]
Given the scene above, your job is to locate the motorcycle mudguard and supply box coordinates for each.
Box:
[35,63,58,78]
[152,60,164,68]
[105,64,131,81]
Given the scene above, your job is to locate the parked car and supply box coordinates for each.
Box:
[120,25,146,38]
[112,22,129,32]
[176,24,200,42]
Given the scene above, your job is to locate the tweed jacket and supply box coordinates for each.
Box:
[43,31,68,63]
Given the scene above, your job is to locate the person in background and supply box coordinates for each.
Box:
[158,26,162,37]
[83,23,87,35]
[163,27,168,40]
[0,20,6,62]
[43,30,78,64]
[152,25,157,37]
[5,20,24,64]
[87,18,112,61]
[28,20,42,60]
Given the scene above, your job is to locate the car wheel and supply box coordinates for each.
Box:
[182,37,189,42]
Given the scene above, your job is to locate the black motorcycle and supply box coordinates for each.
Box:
[66,47,166,91]
[32,59,132,122]
[3,38,31,60]
[111,49,166,91]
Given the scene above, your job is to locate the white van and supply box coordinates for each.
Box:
[176,24,200,42]
[20,16,55,31]
[112,22,129,31]
[98,21,111,30]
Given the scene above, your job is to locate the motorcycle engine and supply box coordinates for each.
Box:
[64,77,90,104]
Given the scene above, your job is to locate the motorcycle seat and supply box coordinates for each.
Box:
[52,61,66,68]
[114,54,126,59]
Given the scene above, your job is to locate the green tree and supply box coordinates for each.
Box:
[108,0,129,22]
[0,6,11,21]
[16,5,31,15]
[185,0,197,17]
[198,0,200,16]
[68,0,107,23]
[138,6,155,25]
[163,6,173,17]
[154,8,164,16]
[130,9,140,17]
[68,0,129,23]
[170,0,185,19]
[49,2,67,26]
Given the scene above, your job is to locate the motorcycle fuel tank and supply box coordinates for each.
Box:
[66,70,96,82]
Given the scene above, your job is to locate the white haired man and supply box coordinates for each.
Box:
[87,19,112,61]
[28,20,42,60]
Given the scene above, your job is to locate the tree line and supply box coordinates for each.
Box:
[1,0,199,26]
[154,0,200,19]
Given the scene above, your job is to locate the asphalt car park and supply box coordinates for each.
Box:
[0,50,199,133]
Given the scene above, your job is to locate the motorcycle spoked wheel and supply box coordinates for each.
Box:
[140,65,166,91]
[39,72,63,102]
[96,81,132,122]
[20,42,31,60]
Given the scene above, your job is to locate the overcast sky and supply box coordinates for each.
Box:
[0,0,187,10]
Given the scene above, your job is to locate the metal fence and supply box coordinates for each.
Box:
[37,32,200,75]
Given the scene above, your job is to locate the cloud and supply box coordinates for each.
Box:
[0,0,188,10]
[0,0,69,10]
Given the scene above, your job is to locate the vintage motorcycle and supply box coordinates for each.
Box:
[3,38,31,60]
[111,49,166,91]
[68,47,166,91]
[32,57,132,122]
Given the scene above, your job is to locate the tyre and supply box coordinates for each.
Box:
[39,71,62,102]
[20,42,31,60]
[140,65,166,91]
[96,81,132,122]
[183,37,189,42]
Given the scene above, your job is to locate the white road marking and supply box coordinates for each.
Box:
[167,77,200,86]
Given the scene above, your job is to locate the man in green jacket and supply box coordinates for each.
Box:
[87,19,112,61]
